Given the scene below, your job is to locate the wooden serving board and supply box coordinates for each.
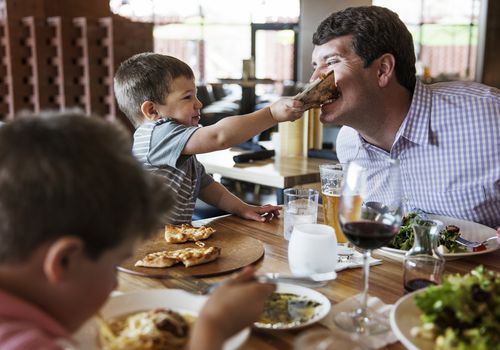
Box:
[118,226,265,277]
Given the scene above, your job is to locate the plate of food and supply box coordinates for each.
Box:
[254,283,331,330]
[390,266,500,350]
[381,213,499,260]
[73,289,249,350]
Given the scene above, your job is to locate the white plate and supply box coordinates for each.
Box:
[73,289,249,350]
[390,289,433,350]
[381,214,498,260]
[254,283,331,330]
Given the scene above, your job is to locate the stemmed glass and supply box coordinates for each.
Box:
[334,159,403,335]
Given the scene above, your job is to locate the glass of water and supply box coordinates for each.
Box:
[283,188,319,240]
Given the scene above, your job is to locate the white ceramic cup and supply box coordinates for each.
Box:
[288,223,338,276]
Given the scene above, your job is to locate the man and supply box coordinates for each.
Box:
[311,6,500,229]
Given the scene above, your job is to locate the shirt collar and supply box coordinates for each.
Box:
[398,80,432,146]
[0,288,70,339]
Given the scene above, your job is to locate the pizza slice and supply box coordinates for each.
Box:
[134,251,178,268]
[168,246,221,267]
[164,224,216,243]
[135,246,221,268]
[293,70,338,107]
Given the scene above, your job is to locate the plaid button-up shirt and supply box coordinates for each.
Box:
[336,80,500,228]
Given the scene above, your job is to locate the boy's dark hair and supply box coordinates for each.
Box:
[313,6,416,93]
[114,52,195,128]
[0,111,172,263]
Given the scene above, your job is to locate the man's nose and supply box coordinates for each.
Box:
[309,68,322,83]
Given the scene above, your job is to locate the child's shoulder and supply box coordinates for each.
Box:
[0,289,70,349]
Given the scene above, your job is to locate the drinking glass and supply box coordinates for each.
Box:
[283,188,319,240]
[319,163,347,244]
[334,159,403,335]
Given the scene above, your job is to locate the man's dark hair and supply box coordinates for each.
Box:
[0,111,172,263]
[313,6,416,93]
[114,52,195,128]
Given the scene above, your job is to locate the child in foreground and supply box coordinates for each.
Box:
[114,53,308,224]
[0,112,274,350]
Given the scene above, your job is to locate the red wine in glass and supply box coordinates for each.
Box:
[341,221,399,250]
[404,278,437,293]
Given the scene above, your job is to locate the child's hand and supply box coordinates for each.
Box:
[269,97,306,123]
[189,267,275,349]
[237,203,281,222]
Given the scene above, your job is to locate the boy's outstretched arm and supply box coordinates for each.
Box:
[188,267,275,350]
[199,182,280,222]
[183,97,305,155]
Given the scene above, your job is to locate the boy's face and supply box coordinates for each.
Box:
[63,237,137,331]
[156,76,203,127]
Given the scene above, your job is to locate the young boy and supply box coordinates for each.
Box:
[0,112,274,350]
[114,53,307,224]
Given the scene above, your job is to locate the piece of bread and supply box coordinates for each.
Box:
[135,246,221,268]
[134,251,178,268]
[293,70,338,107]
[164,224,216,243]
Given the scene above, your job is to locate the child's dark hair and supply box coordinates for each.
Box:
[0,111,172,263]
[114,52,195,128]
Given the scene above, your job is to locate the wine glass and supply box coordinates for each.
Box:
[334,159,403,335]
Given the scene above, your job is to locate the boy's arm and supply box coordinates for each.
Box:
[199,182,280,222]
[182,98,305,155]
[188,267,275,350]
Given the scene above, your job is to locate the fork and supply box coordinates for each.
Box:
[455,236,496,251]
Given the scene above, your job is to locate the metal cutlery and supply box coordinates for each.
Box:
[167,253,351,295]
[455,236,496,251]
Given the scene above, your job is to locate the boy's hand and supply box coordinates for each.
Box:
[269,97,306,123]
[189,267,275,349]
[236,203,281,222]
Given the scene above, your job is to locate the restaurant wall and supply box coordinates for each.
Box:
[0,0,152,129]
[297,0,370,83]
[481,0,500,88]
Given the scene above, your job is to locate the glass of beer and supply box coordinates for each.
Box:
[319,164,346,243]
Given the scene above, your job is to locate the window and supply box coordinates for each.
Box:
[110,0,299,84]
[374,0,482,82]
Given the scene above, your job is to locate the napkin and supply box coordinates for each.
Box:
[319,294,398,349]
[336,250,382,272]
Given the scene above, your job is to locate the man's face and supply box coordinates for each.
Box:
[156,76,203,127]
[311,35,379,126]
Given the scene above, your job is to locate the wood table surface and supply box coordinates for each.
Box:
[197,148,326,189]
[117,212,500,350]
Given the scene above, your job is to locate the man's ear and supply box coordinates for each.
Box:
[376,53,396,88]
[43,237,84,283]
[141,100,159,121]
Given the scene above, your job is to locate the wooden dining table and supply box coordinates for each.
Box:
[197,146,327,204]
[117,211,500,350]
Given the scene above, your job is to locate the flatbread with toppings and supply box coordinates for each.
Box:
[293,70,338,107]
[135,246,221,268]
[164,224,216,243]
[133,251,178,268]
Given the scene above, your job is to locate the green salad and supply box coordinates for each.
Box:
[412,266,500,350]
[387,212,463,252]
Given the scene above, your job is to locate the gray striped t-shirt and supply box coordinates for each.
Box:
[133,118,214,224]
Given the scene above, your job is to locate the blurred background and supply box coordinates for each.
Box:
[0,0,498,142]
